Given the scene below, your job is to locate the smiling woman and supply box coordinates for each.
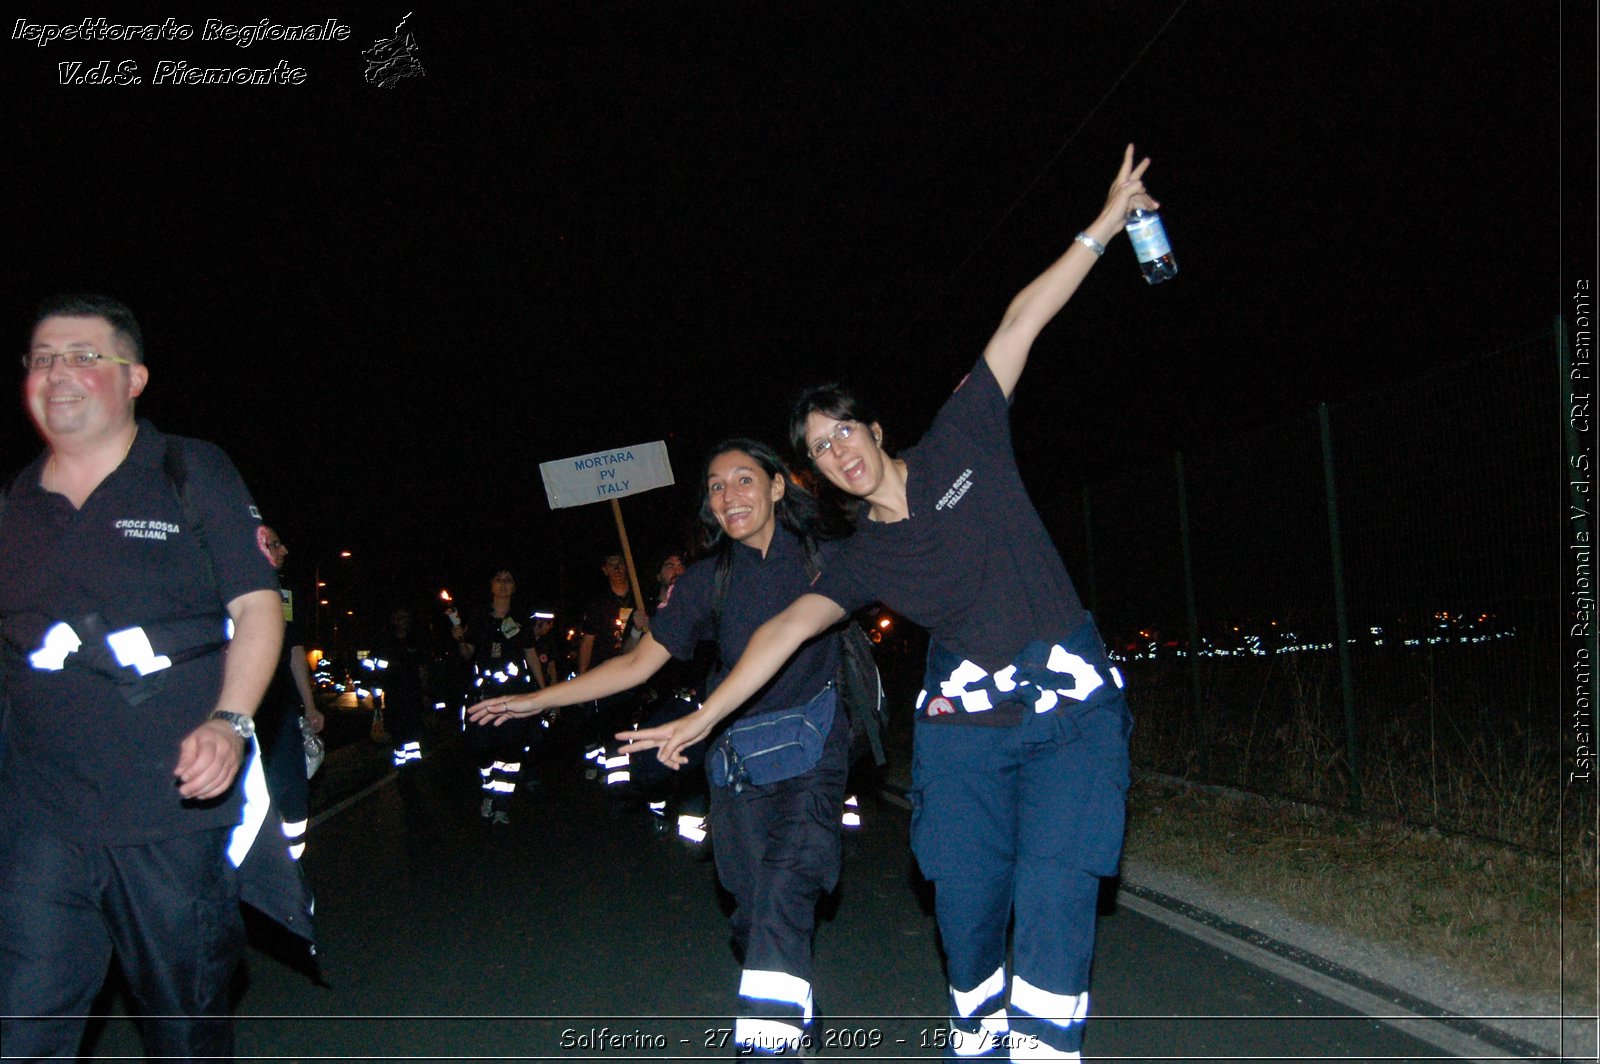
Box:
[468,435,855,1053]
[628,146,1156,1059]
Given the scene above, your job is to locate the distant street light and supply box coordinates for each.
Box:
[314,549,354,647]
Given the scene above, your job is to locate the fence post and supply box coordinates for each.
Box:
[1318,404,1362,811]
[1175,452,1208,776]
[1081,484,1098,616]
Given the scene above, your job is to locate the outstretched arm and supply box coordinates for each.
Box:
[618,593,847,766]
[983,144,1157,399]
[468,633,672,724]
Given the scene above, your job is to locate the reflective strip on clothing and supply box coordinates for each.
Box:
[1010,978,1088,1030]
[920,634,1124,718]
[226,736,270,867]
[28,622,82,670]
[105,626,173,675]
[732,1017,806,1056]
[951,966,1006,1020]
[948,1012,1009,1058]
[738,968,813,1021]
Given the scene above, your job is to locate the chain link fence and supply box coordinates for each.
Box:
[1055,321,1566,852]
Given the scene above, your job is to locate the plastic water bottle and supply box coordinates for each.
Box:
[1124,208,1178,284]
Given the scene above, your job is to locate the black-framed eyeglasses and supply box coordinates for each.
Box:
[22,349,135,372]
[808,420,861,460]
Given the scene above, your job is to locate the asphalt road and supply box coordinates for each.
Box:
[77,709,1463,1062]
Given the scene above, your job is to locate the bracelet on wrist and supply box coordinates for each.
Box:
[1073,231,1106,258]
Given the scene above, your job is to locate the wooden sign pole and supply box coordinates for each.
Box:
[610,498,648,616]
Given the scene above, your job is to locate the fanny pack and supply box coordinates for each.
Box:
[708,683,837,792]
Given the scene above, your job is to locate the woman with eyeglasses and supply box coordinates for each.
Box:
[469,438,850,1055]
[624,146,1154,1060]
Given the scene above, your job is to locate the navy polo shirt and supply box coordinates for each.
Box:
[466,607,539,672]
[813,358,1092,674]
[0,420,278,843]
[651,525,842,719]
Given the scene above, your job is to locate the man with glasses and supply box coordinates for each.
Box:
[0,294,285,1060]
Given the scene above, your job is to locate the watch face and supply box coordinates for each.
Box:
[214,711,254,738]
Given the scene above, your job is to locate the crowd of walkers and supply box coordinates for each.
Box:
[1,145,1155,1061]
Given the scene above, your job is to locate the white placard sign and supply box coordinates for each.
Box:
[539,441,675,510]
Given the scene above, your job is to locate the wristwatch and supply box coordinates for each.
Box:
[209,710,256,741]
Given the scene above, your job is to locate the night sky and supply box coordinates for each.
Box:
[2,2,1592,629]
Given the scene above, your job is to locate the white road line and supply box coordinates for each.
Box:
[309,770,396,828]
[1117,890,1536,1062]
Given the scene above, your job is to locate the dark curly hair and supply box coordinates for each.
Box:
[696,437,826,555]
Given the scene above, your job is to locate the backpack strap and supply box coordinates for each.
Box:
[162,437,219,600]
[798,536,888,766]
[710,548,734,667]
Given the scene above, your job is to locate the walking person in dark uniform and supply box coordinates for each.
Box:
[452,569,543,826]
[471,439,850,1054]
[254,524,326,861]
[575,552,647,759]
[0,294,285,1060]
[371,605,429,774]
[634,147,1154,1060]
[528,612,560,689]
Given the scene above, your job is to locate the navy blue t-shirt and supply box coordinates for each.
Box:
[650,525,841,719]
[0,421,279,843]
[465,607,539,680]
[813,358,1091,673]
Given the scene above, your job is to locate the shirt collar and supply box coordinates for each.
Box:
[12,418,165,499]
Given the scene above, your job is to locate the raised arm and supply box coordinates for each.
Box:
[983,144,1156,399]
[618,593,846,766]
[468,632,673,724]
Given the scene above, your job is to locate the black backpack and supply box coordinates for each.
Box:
[711,541,887,767]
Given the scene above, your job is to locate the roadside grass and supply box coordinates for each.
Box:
[1124,644,1570,852]
[1123,772,1597,1010]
